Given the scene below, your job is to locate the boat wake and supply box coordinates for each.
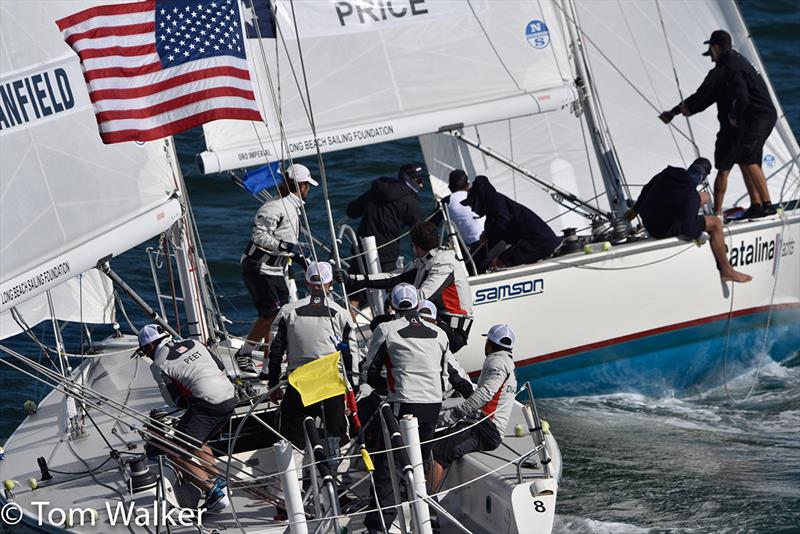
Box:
[540,356,800,532]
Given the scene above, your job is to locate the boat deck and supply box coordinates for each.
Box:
[0,344,559,533]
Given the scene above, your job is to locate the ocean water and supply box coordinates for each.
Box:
[1,0,798,532]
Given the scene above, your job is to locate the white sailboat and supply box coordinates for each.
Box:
[199,0,800,397]
[0,1,561,533]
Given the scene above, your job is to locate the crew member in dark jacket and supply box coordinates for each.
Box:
[461,175,560,270]
[346,163,425,272]
[630,157,751,283]
[659,30,777,219]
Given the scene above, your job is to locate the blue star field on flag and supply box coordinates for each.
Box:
[154,0,246,69]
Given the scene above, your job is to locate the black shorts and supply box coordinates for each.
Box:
[432,418,501,468]
[736,117,776,165]
[241,257,289,319]
[176,398,236,448]
[714,128,737,171]
[657,213,706,241]
[279,385,349,449]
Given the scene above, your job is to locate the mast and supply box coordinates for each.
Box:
[164,139,213,343]
[562,0,631,224]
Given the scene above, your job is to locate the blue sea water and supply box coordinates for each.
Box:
[1,0,798,532]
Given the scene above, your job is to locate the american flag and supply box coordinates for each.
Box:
[56,0,263,144]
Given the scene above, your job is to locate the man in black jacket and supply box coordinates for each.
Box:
[460,175,560,271]
[346,163,424,272]
[630,157,751,283]
[659,30,777,219]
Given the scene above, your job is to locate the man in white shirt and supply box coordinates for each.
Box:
[445,170,484,247]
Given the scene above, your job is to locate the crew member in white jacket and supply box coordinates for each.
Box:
[236,164,318,376]
[430,324,518,489]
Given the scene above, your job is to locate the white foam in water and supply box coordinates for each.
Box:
[554,515,649,534]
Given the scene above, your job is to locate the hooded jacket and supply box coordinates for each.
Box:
[347,176,422,265]
[464,176,560,252]
[633,166,703,240]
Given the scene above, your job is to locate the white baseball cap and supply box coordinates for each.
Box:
[391,283,418,310]
[305,261,333,285]
[285,163,319,186]
[418,299,437,320]
[483,324,515,350]
[138,324,167,349]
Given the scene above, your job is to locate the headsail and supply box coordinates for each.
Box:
[0,1,182,314]
[199,0,578,173]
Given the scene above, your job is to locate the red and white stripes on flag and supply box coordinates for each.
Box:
[56,0,262,144]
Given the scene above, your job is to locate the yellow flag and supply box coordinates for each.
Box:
[288,351,347,407]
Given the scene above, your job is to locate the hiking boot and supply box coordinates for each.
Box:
[235,350,258,377]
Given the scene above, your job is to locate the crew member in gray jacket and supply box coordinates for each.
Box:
[363,283,450,534]
[264,261,359,448]
[431,324,518,489]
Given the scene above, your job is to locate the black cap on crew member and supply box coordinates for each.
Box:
[702,29,732,56]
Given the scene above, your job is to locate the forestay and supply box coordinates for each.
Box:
[422,0,799,228]
[0,1,182,314]
[199,0,578,173]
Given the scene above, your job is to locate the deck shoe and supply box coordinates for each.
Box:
[761,203,778,217]
[201,482,229,513]
[742,204,763,219]
[258,371,270,384]
[235,350,258,377]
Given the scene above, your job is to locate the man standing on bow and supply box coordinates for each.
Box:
[138,325,236,512]
[263,261,359,449]
[236,163,317,376]
[659,30,778,218]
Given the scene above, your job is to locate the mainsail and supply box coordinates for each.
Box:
[199,0,579,173]
[0,1,182,315]
[420,0,799,227]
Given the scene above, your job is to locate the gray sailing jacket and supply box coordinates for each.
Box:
[245,193,303,276]
[150,339,234,407]
[355,247,473,318]
[450,350,516,434]
[365,311,449,404]
[266,289,360,388]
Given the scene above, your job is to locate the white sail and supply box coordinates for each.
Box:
[571,0,798,205]
[0,270,114,341]
[422,0,799,219]
[199,0,578,173]
[0,1,182,314]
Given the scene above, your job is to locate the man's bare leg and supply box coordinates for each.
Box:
[712,170,730,214]
[240,316,274,355]
[741,163,772,206]
[704,215,752,283]
[172,445,215,493]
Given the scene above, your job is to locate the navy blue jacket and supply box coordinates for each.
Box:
[634,166,703,240]
[463,176,559,251]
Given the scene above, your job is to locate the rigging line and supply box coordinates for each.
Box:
[549,241,695,270]
[620,0,686,166]
[654,0,700,159]
[466,0,523,92]
[552,0,697,148]
[732,153,800,207]
[545,191,606,224]
[578,108,602,209]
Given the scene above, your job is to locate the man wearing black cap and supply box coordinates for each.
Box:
[659,30,777,219]
[346,163,425,273]
[628,158,751,283]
